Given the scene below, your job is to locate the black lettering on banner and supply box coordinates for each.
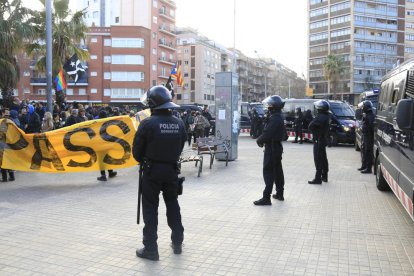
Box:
[100,120,131,165]
[63,127,97,167]
[31,133,64,171]
[0,120,29,166]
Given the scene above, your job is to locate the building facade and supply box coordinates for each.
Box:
[308,0,404,103]
[77,0,177,87]
[16,26,151,104]
[176,28,222,105]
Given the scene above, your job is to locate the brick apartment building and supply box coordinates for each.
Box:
[16,26,151,105]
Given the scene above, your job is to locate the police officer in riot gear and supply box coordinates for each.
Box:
[254,95,286,205]
[250,107,259,138]
[132,85,187,261]
[293,107,304,144]
[308,100,330,185]
[358,100,375,174]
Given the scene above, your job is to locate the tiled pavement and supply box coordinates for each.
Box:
[0,136,413,275]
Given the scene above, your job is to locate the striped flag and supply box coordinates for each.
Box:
[54,69,67,92]
[170,64,184,86]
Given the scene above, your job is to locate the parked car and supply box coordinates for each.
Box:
[283,99,356,145]
[239,102,266,130]
[355,90,380,151]
[374,59,414,221]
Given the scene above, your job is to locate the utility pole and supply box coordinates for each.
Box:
[46,0,53,112]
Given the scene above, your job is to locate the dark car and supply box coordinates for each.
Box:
[239,102,265,131]
[355,91,380,151]
[283,99,356,145]
[374,59,414,221]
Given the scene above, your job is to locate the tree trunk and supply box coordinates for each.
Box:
[1,88,15,109]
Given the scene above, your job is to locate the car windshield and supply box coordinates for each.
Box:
[330,103,355,118]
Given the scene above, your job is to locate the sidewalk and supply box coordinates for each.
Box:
[0,136,413,275]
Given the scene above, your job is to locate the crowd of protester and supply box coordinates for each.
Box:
[0,98,137,134]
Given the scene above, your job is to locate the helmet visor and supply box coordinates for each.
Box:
[141,91,149,107]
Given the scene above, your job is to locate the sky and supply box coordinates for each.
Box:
[174,0,308,77]
[22,0,308,77]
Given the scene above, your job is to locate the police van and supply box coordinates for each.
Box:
[239,102,265,132]
[374,59,414,220]
[283,99,356,145]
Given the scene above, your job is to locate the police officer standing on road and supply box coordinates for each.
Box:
[132,85,187,261]
[308,100,330,185]
[250,107,259,138]
[358,100,375,174]
[254,95,286,205]
[293,107,304,144]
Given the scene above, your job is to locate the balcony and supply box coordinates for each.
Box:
[159,25,176,36]
[158,56,175,65]
[30,74,88,86]
[159,0,176,8]
[159,8,175,22]
[159,39,176,51]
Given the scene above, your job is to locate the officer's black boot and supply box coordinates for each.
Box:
[360,169,372,174]
[171,243,182,254]
[308,178,322,184]
[357,167,366,171]
[272,191,284,201]
[1,169,7,182]
[136,247,159,261]
[322,174,328,182]
[253,197,271,206]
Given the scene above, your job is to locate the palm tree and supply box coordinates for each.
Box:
[28,0,89,107]
[0,0,36,108]
[323,54,345,100]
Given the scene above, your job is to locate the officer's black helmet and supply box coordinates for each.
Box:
[296,107,301,112]
[314,100,330,113]
[362,100,373,112]
[262,95,285,111]
[143,85,180,110]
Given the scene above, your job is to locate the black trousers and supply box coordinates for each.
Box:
[262,148,284,197]
[141,163,184,251]
[313,141,328,180]
[295,127,303,142]
[362,138,374,171]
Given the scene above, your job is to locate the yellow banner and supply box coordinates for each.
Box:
[0,110,151,173]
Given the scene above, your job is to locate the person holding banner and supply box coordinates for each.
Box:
[96,109,117,181]
[132,85,187,261]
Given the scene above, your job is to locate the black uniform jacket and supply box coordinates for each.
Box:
[256,112,285,157]
[309,112,330,144]
[132,112,187,164]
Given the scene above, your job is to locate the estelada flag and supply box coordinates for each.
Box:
[170,64,184,86]
[54,69,67,91]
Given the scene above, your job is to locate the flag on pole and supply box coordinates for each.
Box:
[170,64,184,86]
[54,69,67,92]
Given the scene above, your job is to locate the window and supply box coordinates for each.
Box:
[406,34,414,41]
[66,88,74,95]
[111,72,144,82]
[91,37,97,43]
[330,15,350,25]
[112,55,144,65]
[152,64,157,71]
[111,88,145,98]
[310,19,328,29]
[104,56,111,63]
[153,16,157,24]
[92,11,99,18]
[91,88,97,94]
[152,48,157,55]
[24,88,30,94]
[104,39,111,46]
[112,38,144,48]
[310,32,328,41]
[405,47,414,53]
[330,2,350,12]
[91,55,97,59]
[24,71,30,77]
[104,72,111,79]
[115,17,119,23]
[91,72,97,77]
[79,89,86,95]
[310,0,327,5]
[331,28,350,38]
[153,0,157,8]
[408,10,414,16]
[310,7,328,17]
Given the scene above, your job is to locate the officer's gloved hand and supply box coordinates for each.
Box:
[257,141,264,148]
